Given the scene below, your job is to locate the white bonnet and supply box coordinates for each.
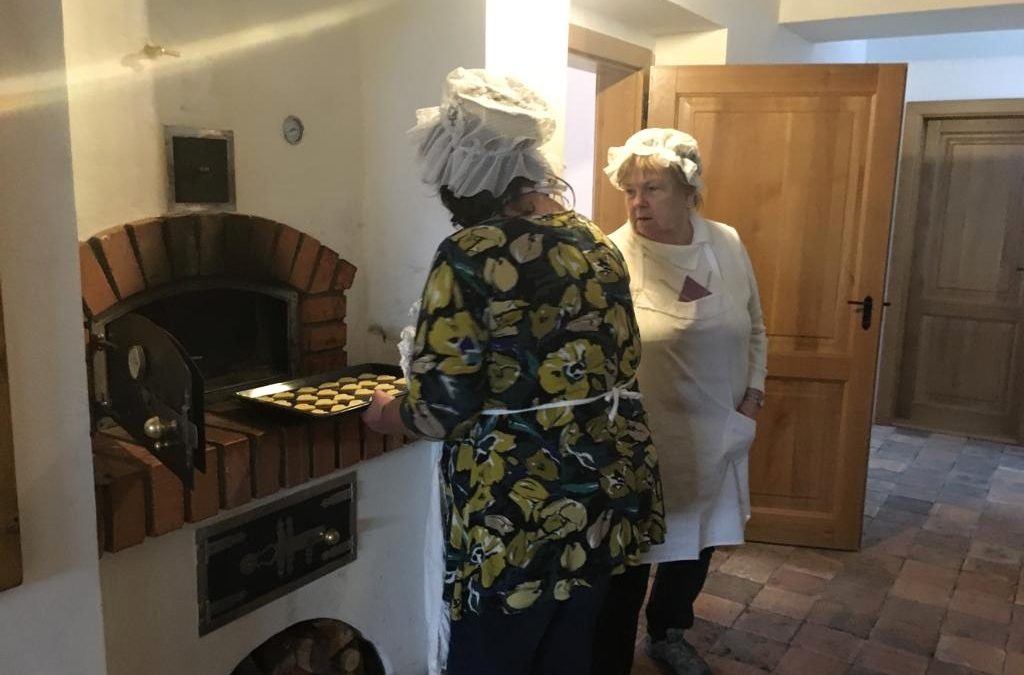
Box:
[409,67,556,198]
[604,128,703,194]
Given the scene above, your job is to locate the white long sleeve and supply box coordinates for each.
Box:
[741,244,768,392]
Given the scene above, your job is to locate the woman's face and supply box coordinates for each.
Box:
[620,168,692,237]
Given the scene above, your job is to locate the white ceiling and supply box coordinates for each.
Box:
[782,4,1024,41]
[571,0,719,37]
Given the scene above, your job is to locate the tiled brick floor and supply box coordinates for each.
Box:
[632,427,1024,675]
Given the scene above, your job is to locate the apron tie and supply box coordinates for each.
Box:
[480,375,640,422]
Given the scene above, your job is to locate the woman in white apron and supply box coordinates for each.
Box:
[593,129,767,675]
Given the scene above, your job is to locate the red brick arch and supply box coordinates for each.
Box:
[79,213,356,374]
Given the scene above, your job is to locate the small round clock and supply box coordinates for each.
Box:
[282,115,304,145]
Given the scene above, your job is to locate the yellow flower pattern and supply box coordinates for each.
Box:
[400,212,665,619]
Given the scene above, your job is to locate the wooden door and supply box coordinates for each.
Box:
[649,65,906,549]
[893,116,1024,442]
[592,65,644,232]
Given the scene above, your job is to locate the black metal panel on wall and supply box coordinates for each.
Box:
[197,472,357,635]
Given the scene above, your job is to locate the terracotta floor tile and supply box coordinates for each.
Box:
[749,586,817,621]
[693,591,745,627]
[893,484,942,502]
[874,457,912,473]
[732,608,802,644]
[824,578,891,607]
[916,531,973,554]
[929,503,983,524]
[1006,608,1024,653]
[793,621,866,662]
[950,590,1014,624]
[911,544,968,571]
[709,628,788,671]
[870,616,941,656]
[987,484,1024,507]
[886,495,938,514]
[961,558,1020,584]
[926,660,987,675]
[1003,651,1024,675]
[876,507,931,528]
[935,635,1006,675]
[718,549,787,584]
[903,559,961,589]
[807,599,878,639]
[941,610,1010,649]
[767,566,830,596]
[879,597,948,631]
[786,549,846,580]
[703,571,764,605]
[957,570,1017,602]
[868,528,918,557]
[686,618,724,653]
[702,654,767,675]
[857,642,930,675]
[892,578,955,608]
[925,506,982,537]
[775,646,850,675]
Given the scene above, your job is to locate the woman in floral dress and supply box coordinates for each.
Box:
[363,67,664,675]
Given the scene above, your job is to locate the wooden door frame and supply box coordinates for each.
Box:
[0,280,22,591]
[568,25,651,230]
[876,99,1024,429]
[568,24,652,72]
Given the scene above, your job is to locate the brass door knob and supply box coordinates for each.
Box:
[321,528,341,546]
[144,416,177,440]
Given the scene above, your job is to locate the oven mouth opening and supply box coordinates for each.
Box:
[91,278,300,402]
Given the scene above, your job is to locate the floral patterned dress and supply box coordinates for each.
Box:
[399,210,666,620]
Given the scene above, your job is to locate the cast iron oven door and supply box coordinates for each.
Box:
[105,313,205,489]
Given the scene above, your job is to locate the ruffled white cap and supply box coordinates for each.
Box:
[409,67,555,198]
[605,128,703,194]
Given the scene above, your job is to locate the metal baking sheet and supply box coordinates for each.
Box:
[233,362,406,418]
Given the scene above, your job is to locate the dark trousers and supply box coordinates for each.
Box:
[592,548,714,675]
[446,576,610,675]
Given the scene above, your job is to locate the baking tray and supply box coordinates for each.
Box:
[233,363,406,418]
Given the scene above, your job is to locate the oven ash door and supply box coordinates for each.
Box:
[98,313,205,489]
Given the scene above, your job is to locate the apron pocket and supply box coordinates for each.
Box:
[722,409,757,463]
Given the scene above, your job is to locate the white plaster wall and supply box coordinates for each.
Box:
[864,29,1024,101]
[780,0,1024,22]
[353,0,486,365]
[61,0,165,232]
[486,0,571,172]
[665,0,816,63]
[101,442,437,675]
[0,2,108,674]
[807,39,870,63]
[146,0,368,245]
[655,29,729,64]
[569,5,657,50]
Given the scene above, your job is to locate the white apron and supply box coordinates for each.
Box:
[611,220,755,563]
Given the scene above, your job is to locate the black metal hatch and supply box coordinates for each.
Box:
[101,313,205,488]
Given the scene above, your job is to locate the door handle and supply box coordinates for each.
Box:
[847,295,891,330]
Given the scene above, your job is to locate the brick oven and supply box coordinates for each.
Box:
[79,213,434,675]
